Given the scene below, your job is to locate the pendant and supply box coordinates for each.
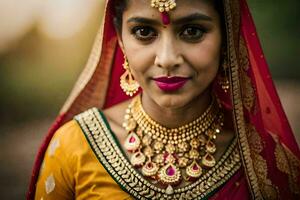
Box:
[177,141,189,153]
[178,157,189,168]
[124,132,141,152]
[153,141,164,153]
[130,152,146,167]
[142,161,159,177]
[206,140,216,154]
[166,185,174,195]
[186,160,202,178]
[202,153,216,168]
[153,154,164,166]
[158,163,181,185]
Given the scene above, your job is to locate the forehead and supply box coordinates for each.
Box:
[124,0,219,22]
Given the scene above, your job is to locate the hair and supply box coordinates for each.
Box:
[113,0,224,34]
[113,0,128,33]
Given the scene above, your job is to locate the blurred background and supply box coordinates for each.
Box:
[0,0,299,199]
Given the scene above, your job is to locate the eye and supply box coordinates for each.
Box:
[180,25,206,41]
[131,26,157,41]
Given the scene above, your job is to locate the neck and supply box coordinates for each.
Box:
[141,90,212,128]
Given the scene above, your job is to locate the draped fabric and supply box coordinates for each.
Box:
[27,0,300,199]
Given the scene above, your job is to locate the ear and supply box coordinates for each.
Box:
[116,31,125,53]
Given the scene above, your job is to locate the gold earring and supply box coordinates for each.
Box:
[120,56,140,96]
[219,50,230,93]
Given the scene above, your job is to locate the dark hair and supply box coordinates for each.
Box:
[113,0,224,34]
[113,0,128,33]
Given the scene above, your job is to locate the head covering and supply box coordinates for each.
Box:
[27,0,300,199]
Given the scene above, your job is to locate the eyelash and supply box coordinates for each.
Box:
[130,25,207,42]
[131,26,157,41]
[179,25,207,41]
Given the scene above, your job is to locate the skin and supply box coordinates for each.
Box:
[118,0,222,128]
[104,0,235,185]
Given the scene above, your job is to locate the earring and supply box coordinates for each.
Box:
[218,50,230,93]
[120,56,140,96]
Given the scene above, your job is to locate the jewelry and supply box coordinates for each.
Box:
[120,56,140,96]
[123,95,224,187]
[76,107,240,199]
[219,49,230,93]
[151,0,176,12]
[219,73,230,93]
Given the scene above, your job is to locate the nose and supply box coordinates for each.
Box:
[154,36,183,70]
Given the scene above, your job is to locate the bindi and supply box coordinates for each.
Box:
[161,12,171,25]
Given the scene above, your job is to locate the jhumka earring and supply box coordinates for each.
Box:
[219,50,230,93]
[120,56,140,96]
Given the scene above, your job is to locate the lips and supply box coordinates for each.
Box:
[153,76,190,92]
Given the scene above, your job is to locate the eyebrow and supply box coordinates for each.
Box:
[127,13,213,25]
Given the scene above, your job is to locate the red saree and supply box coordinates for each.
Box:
[27,0,300,199]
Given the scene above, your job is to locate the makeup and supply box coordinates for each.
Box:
[153,76,190,92]
[161,12,170,25]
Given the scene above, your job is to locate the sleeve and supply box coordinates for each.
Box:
[34,121,78,200]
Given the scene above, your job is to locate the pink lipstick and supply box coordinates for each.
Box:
[153,76,190,92]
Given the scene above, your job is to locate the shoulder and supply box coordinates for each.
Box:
[52,119,84,151]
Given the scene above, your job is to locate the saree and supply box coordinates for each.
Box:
[27,0,300,199]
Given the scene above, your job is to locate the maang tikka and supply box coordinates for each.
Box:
[151,0,176,12]
[151,0,176,25]
[120,56,140,96]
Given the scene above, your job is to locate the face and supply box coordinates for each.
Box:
[119,0,222,109]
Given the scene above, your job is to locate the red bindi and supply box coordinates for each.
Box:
[161,12,171,25]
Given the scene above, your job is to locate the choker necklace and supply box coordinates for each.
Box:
[123,95,224,188]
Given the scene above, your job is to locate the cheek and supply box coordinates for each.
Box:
[186,36,221,79]
[121,32,153,77]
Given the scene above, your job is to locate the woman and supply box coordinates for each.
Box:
[28,0,300,199]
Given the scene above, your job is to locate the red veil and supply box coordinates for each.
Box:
[27,0,300,199]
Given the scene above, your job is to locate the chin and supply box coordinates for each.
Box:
[153,93,195,109]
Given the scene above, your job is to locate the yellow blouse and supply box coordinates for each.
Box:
[35,120,132,200]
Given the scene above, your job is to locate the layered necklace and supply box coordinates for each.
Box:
[123,95,224,189]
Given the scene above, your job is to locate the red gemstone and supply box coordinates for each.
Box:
[166,166,175,176]
[193,164,199,171]
[161,12,170,25]
[129,136,136,143]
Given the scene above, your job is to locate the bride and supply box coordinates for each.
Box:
[28,0,300,199]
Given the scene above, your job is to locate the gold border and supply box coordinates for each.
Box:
[223,0,262,199]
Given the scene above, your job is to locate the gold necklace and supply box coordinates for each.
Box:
[123,95,224,187]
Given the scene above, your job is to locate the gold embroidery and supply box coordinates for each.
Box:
[239,37,250,71]
[239,37,255,112]
[75,108,241,199]
[274,139,300,195]
[223,0,262,198]
[275,141,290,174]
[246,125,278,200]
